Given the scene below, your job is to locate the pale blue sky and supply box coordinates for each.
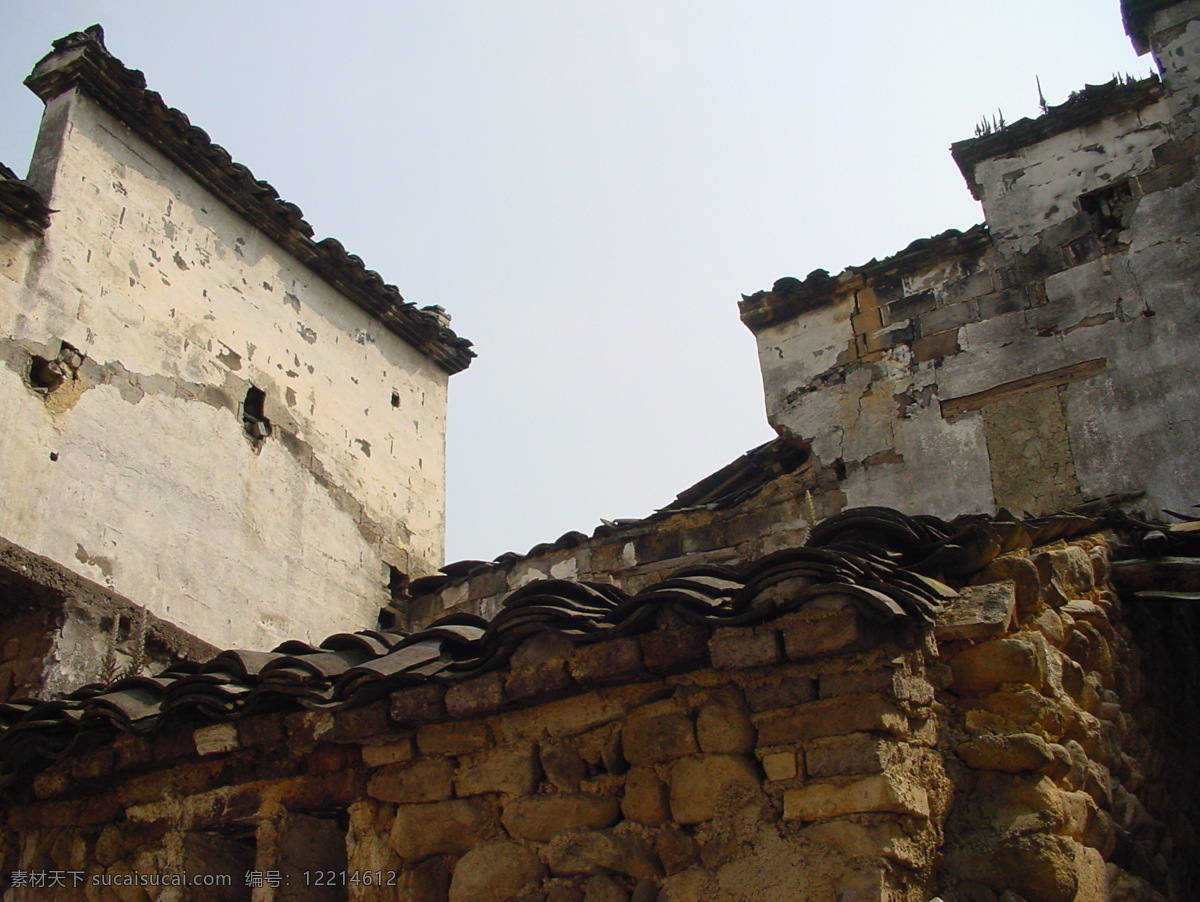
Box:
[0,2,1149,564]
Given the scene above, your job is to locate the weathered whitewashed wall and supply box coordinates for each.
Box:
[741,5,1200,523]
[0,86,451,650]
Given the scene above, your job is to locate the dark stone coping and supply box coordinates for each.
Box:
[0,165,52,235]
[0,537,218,669]
[25,27,473,374]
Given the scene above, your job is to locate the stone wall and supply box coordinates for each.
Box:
[404,449,839,630]
[0,33,470,650]
[739,3,1200,523]
[0,531,1189,902]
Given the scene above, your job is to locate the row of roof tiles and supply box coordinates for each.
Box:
[23,26,473,373]
[0,506,1101,786]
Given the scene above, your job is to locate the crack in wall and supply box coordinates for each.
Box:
[0,333,405,561]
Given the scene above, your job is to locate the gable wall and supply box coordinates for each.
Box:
[0,87,450,650]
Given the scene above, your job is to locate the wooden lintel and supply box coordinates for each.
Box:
[940,358,1108,420]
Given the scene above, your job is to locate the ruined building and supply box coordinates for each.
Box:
[0,1,1197,900]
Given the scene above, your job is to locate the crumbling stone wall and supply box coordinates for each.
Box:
[935,534,1188,901]
[0,532,1190,902]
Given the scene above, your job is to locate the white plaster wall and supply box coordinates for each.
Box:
[975,100,1172,255]
[754,296,994,520]
[0,89,451,650]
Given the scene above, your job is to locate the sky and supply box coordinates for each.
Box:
[0,2,1150,566]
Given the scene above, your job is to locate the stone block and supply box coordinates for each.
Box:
[695,690,755,754]
[976,287,1029,319]
[361,737,415,768]
[743,676,817,712]
[391,798,500,860]
[919,300,976,334]
[782,773,929,821]
[418,720,491,756]
[505,659,577,705]
[368,757,455,804]
[235,712,286,749]
[330,699,390,741]
[669,753,761,825]
[622,765,671,826]
[502,793,620,842]
[389,683,446,725]
[634,531,683,565]
[152,729,198,764]
[584,874,630,902]
[971,555,1041,615]
[912,328,961,363]
[456,741,541,797]
[622,709,698,765]
[805,734,897,778]
[936,581,1016,642]
[445,672,507,718]
[639,625,710,674]
[396,858,454,902]
[761,751,798,782]
[569,637,648,686]
[654,826,700,875]
[886,290,937,322]
[708,627,783,670]
[1034,546,1096,597]
[306,742,357,775]
[449,841,546,902]
[950,636,1046,695]
[818,667,932,704]
[956,732,1056,773]
[966,687,1067,742]
[286,710,335,744]
[193,723,238,756]
[541,741,589,789]
[546,829,662,879]
[778,608,873,660]
[755,695,907,745]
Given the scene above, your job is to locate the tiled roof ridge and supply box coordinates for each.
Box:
[950,75,1164,200]
[738,225,991,331]
[0,163,53,235]
[0,505,1103,787]
[24,26,474,374]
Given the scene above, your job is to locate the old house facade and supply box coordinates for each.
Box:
[0,26,473,657]
[0,2,1198,901]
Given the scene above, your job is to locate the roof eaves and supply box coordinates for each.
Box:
[25,27,474,374]
[0,165,53,235]
[739,225,991,332]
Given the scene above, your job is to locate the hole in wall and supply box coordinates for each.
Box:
[1079,180,1134,246]
[28,342,84,393]
[242,386,272,445]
